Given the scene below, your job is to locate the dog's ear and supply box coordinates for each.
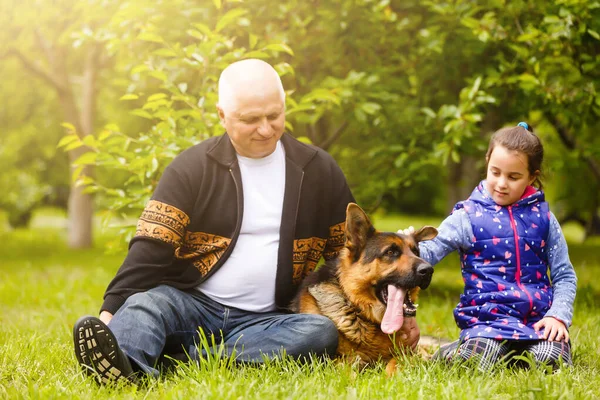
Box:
[413,226,438,243]
[345,203,375,259]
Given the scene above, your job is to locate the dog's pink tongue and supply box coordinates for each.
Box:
[381,284,406,334]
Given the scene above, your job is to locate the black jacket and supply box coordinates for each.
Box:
[102,133,355,314]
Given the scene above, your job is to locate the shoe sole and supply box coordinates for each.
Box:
[73,316,133,384]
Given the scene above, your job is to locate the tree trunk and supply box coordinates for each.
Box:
[57,91,94,247]
[67,162,94,248]
[65,46,100,248]
[9,36,100,248]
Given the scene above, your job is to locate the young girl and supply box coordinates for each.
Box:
[408,122,577,370]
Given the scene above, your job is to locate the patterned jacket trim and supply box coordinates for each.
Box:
[292,222,347,284]
[175,231,232,276]
[323,221,346,260]
[135,200,190,247]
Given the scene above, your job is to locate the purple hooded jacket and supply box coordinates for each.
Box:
[454,182,553,341]
[418,181,577,341]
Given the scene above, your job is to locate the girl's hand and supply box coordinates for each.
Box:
[533,317,569,343]
[397,226,415,236]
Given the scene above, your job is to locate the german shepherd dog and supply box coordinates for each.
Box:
[291,203,438,375]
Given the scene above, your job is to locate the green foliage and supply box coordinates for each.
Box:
[428,76,497,165]
[3,0,599,236]
[492,0,600,234]
[0,0,124,228]
[56,1,301,240]
[233,0,496,210]
[0,67,69,226]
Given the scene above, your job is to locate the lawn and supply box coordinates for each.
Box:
[1,209,599,399]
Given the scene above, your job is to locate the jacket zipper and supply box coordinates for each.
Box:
[275,165,303,309]
[508,205,533,323]
[292,171,304,235]
[197,167,243,283]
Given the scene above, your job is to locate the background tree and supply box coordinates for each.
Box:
[0,0,124,247]
[0,59,69,228]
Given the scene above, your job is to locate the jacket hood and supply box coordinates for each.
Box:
[468,180,545,208]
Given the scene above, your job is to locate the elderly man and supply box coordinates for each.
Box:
[73,59,417,384]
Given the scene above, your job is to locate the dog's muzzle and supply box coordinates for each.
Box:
[415,262,434,289]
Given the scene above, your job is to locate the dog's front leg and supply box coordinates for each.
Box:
[385,358,398,377]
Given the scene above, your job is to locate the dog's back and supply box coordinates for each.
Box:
[290,261,338,314]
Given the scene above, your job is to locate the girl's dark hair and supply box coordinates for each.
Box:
[485,124,544,189]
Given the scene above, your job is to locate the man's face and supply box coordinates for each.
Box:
[486,145,535,206]
[218,87,285,159]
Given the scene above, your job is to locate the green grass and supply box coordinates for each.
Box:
[1,210,600,399]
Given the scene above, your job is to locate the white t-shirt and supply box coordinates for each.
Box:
[196,141,286,312]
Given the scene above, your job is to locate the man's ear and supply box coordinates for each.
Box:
[216,105,226,127]
[413,226,438,243]
[345,203,375,261]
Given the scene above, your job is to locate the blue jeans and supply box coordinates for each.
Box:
[108,285,338,376]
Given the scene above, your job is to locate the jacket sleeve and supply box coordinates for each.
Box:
[418,209,473,266]
[101,165,194,314]
[323,156,355,261]
[543,212,577,327]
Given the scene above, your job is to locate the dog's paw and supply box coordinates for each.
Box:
[385,358,398,377]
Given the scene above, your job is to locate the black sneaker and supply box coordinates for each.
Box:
[73,315,136,384]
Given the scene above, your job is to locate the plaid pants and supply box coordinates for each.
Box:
[433,337,572,371]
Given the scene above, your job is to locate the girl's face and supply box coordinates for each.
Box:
[486,144,537,206]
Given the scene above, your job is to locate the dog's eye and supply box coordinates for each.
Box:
[384,249,400,257]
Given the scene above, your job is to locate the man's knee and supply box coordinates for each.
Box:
[122,285,177,309]
[115,285,184,326]
[300,315,338,356]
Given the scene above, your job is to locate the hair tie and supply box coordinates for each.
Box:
[517,121,529,130]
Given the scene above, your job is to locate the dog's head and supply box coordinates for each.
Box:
[338,203,438,335]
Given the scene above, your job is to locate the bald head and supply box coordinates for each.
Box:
[217,59,285,114]
[216,59,287,158]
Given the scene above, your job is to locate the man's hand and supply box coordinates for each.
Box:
[398,317,420,349]
[533,316,569,342]
[99,311,113,325]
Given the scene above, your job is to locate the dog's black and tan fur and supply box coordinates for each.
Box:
[291,203,437,375]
